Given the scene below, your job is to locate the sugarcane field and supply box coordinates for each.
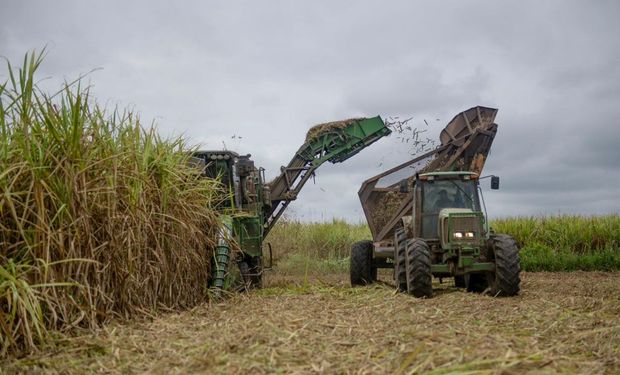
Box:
[1,2,620,374]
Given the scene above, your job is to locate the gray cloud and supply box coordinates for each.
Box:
[1,0,619,222]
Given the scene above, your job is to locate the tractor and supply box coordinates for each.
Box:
[351,106,521,297]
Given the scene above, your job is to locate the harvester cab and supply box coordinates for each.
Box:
[194,117,391,292]
[351,106,521,298]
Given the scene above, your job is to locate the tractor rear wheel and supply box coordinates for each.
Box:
[394,228,407,292]
[405,239,433,298]
[350,240,375,286]
[488,234,521,296]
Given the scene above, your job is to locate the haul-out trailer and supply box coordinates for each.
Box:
[192,118,391,290]
[351,106,521,297]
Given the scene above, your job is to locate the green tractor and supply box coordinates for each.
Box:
[352,106,521,297]
[391,171,520,297]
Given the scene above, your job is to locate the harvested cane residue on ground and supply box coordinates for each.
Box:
[305,118,366,142]
[4,272,619,374]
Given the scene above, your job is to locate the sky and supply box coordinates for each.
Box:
[1,1,619,221]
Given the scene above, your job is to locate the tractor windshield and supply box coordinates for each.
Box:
[420,179,481,238]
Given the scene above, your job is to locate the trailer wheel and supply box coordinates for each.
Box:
[488,234,521,296]
[394,228,407,292]
[350,240,375,286]
[405,239,433,298]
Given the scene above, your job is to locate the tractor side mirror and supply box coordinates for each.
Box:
[491,176,500,190]
[399,179,409,193]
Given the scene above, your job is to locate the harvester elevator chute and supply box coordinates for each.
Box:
[265,116,390,236]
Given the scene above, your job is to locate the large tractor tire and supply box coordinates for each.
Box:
[488,234,521,296]
[350,240,375,286]
[394,228,408,292]
[405,239,433,298]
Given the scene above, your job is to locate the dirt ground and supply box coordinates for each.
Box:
[2,272,620,374]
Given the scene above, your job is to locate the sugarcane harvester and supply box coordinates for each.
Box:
[192,117,391,290]
[352,106,521,297]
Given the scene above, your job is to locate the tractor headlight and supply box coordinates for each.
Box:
[453,231,475,239]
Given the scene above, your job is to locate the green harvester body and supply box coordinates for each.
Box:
[193,117,390,290]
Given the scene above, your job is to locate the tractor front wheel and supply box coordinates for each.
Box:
[350,240,375,286]
[394,228,407,292]
[488,234,521,296]
[405,239,433,298]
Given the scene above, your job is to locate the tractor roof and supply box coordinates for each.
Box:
[419,171,479,178]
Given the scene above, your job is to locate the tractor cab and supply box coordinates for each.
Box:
[414,171,486,245]
[409,171,494,287]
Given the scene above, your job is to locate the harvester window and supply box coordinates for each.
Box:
[204,160,235,209]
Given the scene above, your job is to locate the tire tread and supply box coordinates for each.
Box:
[405,239,433,298]
[350,240,374,286]
[490,234,521,296]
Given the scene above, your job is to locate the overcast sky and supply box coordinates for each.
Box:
[2,1,619,221]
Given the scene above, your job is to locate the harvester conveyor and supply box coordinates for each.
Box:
[265,117,390,235]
